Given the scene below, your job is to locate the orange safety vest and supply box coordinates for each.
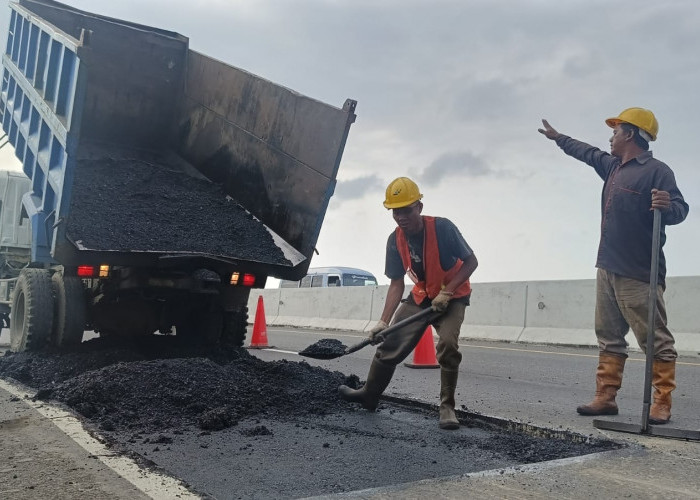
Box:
[395,216,471,304]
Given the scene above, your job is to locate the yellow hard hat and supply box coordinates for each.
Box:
[383,177,423,209]
[605,107,658,141]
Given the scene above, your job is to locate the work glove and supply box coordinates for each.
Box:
[368,320,389,344]
[431,290,453,313]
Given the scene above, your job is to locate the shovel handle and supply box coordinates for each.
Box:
[344,307,438,355]
[376,307,438,339]
[641,208,662,431]
[344,337,373,355]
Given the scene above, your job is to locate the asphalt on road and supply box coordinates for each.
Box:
[257,326,700,499]
[1,326,700,499]
[263,325,700,435]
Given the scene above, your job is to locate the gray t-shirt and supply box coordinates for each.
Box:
[385,217,473,282]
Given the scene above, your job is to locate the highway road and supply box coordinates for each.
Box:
[2,326,699,499]
[254,324,700,436]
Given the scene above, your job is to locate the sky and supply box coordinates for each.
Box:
[1,0,699,287]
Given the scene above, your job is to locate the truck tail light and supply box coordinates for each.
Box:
[77,265,110,278]
[77,265,95,277]
[230,272,256,286]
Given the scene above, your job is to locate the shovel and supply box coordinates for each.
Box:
[593,208,700,441]
[299,307,438,360]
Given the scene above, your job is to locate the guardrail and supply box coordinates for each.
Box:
[249,277,700,355]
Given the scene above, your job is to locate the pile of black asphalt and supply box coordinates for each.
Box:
[66,156,289,266]
[0,336,361,433]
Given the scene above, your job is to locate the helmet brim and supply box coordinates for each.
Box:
[383,197,423,210]
[605,117,656,141]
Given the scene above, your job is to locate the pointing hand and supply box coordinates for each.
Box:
[538,119,560,140]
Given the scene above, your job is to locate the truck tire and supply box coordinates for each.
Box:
[10,269,54,352]
[51,274,87,347]
[222,307,248,347]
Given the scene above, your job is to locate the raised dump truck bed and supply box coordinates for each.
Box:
[0,0,356,349]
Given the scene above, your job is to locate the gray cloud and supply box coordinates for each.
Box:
[417,151,492,187]
[450,79,522,122]
[3,1,699,282]
[333,175,385,202]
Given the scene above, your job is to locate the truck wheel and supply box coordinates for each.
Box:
[10,269,54,352]
[51,274,86,347]
[222,307,248,347]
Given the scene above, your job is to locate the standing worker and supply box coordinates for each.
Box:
[338,177,478,430]
[538,108,688,424]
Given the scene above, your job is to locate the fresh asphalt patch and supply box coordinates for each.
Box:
[0,336,621,498]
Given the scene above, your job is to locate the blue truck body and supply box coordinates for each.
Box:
[0,0,356,350]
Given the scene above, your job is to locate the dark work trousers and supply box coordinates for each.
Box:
[595,268,677,361]
[374,298,465,371]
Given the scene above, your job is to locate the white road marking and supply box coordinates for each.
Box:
[265,348,300,355]
[0,378,199,499]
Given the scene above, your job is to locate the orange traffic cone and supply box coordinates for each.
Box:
[247,295,274,349]
[404,326,440,369]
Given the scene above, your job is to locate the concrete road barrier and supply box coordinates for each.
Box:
[251,276,700,355]
[1,276,696,354]
[253,286,375,332]
[517,280,597,347]
[460,281,527,343]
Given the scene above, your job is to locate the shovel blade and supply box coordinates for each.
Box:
[298,351,345,360]
[298,338,348,360]
[593,419,643,434]
[298,308,438,360]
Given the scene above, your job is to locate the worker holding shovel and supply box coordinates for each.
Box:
[539,108,688,424]
[338,177,478,430]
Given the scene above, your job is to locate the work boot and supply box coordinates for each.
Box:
[439,369,460,430]
[649,360,676,425]
[338,358,395,411]
[576,353,625,416]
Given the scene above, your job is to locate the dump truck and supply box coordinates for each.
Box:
[0,0,357,351]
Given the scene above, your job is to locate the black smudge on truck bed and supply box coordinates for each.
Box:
[66,157,290,265]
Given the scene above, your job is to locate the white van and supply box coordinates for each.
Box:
[279,267,378,288]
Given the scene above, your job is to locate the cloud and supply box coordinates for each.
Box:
[2,0,699,285]
[416,151,492,187]
[333,175,385,202]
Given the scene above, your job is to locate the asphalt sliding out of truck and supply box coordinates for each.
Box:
[0,0,356,351]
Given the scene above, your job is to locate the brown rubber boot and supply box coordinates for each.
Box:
[576,353,625,416]
[649,360,676,425]
[439,369,460,430]
[338,358,395,411]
